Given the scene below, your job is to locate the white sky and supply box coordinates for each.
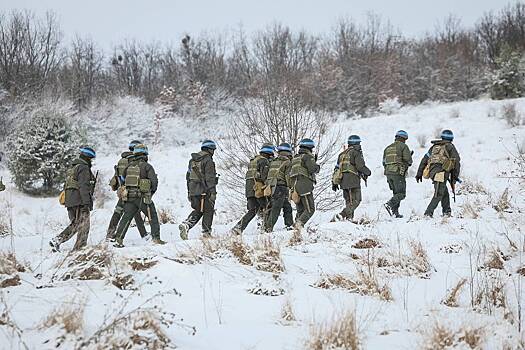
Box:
[0,0,512,50]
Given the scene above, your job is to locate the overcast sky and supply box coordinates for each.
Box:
[0,0,512,50]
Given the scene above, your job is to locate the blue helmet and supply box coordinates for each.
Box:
[299,138,315,149]
[128,140,142,151]
[260,143,275,155]
[396,130,408,139]
[441,129,454,141]
[133,144,149,155]
[201,139,217,150]
[347,135,361,145]
[79,146,96,159]
[277,142,293,153]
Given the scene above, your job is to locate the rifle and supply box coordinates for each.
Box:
[450,177,462,203]
[360,173,368,187]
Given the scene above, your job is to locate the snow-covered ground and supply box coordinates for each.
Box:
[1,98,524,349]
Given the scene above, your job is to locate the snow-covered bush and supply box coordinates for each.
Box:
[6,101,83,195]
[378,97,402,115]
[489,48,525,100]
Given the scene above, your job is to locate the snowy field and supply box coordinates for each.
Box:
[1,97,525,349]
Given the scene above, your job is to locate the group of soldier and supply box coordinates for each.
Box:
[45,128,461,252]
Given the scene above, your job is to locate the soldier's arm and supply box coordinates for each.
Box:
[304,154,320,175]
[147,164,159,194]
[416,148,431,177]
[77,165,92,207]
[354,152,371,176]
[402,144,413,167]
[203,158,217,192]
[449,144,461,180]
[257,158,270,181]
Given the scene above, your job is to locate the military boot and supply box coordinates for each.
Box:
[202,231,212,239]
[152,238,166,245]
[330,213,344,222]
[179,222,189,240]
[114,238,125,248]
[383,203,393,217]
[393,209,403,219]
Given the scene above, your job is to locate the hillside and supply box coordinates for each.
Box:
[0,97,524,349]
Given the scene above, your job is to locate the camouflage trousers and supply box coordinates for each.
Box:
[295,193,315,226]
[106,198,147,239]
[425,181,451,216]
[386,174,406,213]
[184,193,216,234]
[115,197,161,242]
[56,206,90,250]
[339,188,362,220]
[264,185,293,232]
[235,196,269,232]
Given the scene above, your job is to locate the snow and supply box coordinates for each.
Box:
[0,97,524,349]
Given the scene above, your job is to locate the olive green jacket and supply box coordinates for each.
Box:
[290,148,320,195]
[186,150,217,196]
[125,156,158,195]
[417,140,461,181]
[383,140,413,176]
[336,145,371,189]
[245,154,271,198]
[64,156,95,210]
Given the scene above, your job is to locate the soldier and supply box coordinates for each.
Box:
[179,140,218,239]
[289,138,320,230]
[331,135,371,222]
[231,143,275,235]
[383,130,413,218]
[264,142,294,232]
[106,140,148,241]
[49,147,97,252]
[416,129,461,217]
[114,144,165,247]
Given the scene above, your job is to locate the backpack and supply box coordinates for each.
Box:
[429,144,455,172]
[384,143,404,175]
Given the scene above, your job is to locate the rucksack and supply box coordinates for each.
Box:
[429,144,455,172]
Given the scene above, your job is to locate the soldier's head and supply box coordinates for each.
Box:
[259,143,275,158]
[128,140,142,151]
[277,142,293,158]
[441,129,454,141]
[201,140,217,155]
[79,146,96,161]
[298,138,315,151]
[395,130,408,142]
[133,144,149,159]
[347,135,361,146]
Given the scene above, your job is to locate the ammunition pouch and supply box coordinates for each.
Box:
[423,164,431,179]
[290,189,301,204]
[263,185,272,197]
[139,179,151,193]
[142,192,152,205]
[254,181,265,198]
[117,186,128,201]
[58,191,66,206]
[332,167,342,185]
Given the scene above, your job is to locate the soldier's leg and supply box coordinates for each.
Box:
[115,199,140,242]
[295,198,304,224]
[141,201,160,240]
[184,196,203,229]
[56,207,80,244]
[441,183,451,215]
[133,211,148,237]
[390,176,407,212]
[201,193,216,234]
[339,189,353,219]
[297,193,315,225]
[425,181,445,216]
[265,188,286,231]
[235,197,258,231]
[386,176,395,205]
[345,188,362,220]
[72,210,91,250]
[106,199,124,239]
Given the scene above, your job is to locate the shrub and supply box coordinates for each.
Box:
[306,310,360,350]
[501,103,522,127]
[6,101,83,195]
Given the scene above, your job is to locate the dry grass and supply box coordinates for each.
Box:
[460,200,481,219]
[158,207,175,224]
[306,310,360,350]
[481,249,506,270]
[40,298,86,334]
[254,237,284,275]
[501,103,522,127]
[0,211,10,236]
[375,240,432,278]
[247,280,285,296]
[517,266,525,276]
[281,298,296,323]
[421,322,484,350]
[493,188,511,213]
[61,244,112,281]
[111,273,135,290]
[0,252,27,275]
[128,258,158,271]
[288,230,303,246]
[312,271,393,302]
[442,278,467,307]
[352,238,381,249]
[456,178,488,195]
[0,275,21,288]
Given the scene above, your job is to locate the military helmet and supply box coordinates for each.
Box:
[133,144,149,155]
[299,138,315,149]
[277,142,293,153]
[79,146,96,159]
[396,130,408,139]
[201,139,217,150]
[128,140,142,151]
[441,129,454,141]
[347,135,361,145]
[260,143,275,155]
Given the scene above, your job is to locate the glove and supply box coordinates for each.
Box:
[332,184,339,192]
[416,175,422,183]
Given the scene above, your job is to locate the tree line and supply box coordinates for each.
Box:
[0,3,524,115]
